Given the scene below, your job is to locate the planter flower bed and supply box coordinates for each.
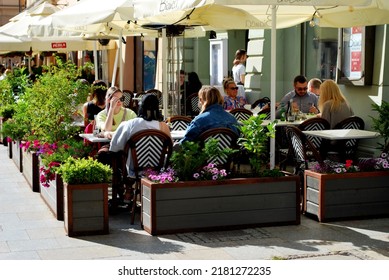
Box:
[142,175,300,235]
[304,155,389,221]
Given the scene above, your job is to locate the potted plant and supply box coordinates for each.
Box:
[303,102,389,222]
[141,115,301,235]
[0,100,31,169]
[304,157,389,222]
[0,104,15,146]
[371,100,389,152]
[56,157,112,237]
[37,138,92,221]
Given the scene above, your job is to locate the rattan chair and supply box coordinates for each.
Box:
[229,108,253,122]
[330,116,365,161]
[298,117,330,157]
[121,129,173,224]
[168,115,192,130]
[198,127,239,171]
[186,93,200,117]
[285,125,323,202]
[251,97,270,109]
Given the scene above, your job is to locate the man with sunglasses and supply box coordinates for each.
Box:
[276,75,319,118]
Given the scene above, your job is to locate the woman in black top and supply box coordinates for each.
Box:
[82,80,107,126]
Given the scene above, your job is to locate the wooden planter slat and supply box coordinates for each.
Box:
[304,170,389,221]
[64,183,109,237]
[39,166,64,221]
[22,150,40,192]
[11,140,22,172]
[142,176,300,235]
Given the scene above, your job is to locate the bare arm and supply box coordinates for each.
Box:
[159,122,171,138]
[82,102,89,127]
[102,96,120,132]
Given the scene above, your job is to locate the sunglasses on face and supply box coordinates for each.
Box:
[119,96,125,102]
[296,87,308,91]
[229,87,239,90]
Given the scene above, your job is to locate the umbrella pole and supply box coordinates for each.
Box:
[112,47,119,87]
[162,28,168,119]
[119,30,123,90]
[93,41,99,80]
[270,5,277,170]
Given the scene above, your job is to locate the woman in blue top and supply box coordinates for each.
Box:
[180,86,240,143]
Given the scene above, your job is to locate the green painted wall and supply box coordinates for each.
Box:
[184,25,389,155]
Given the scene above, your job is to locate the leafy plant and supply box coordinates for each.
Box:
[238,114,277,175]
[370,101,389,152]
[57,157,112,184]
[0,103,16,118]
[21,56,90,143]
[35,138,92,187]
[170,139,236,181]
[0,67,28,107]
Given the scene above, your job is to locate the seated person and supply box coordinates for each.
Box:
[109,94,171,178]
[180,86,240,143]
[83,80,107,127]
[222,78,247,111]
[317,80,354,128]
[95,86,137,136]
[276,75,319,118]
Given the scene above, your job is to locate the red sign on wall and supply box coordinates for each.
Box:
[351,51,361,72]
[51,42,67,49]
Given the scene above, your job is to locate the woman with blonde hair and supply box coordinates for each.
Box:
[180,86,239,143]
[318,80,354,128]
[222,78,247,110]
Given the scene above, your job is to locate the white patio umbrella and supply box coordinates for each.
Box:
[133,0,374,168]
[0,1,98,52]
[50,0,157,90]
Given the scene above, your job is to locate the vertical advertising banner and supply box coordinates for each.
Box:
[349,27,362,79]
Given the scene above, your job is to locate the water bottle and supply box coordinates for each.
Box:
[287,99,295,122]
[280,104,286,121]
[92,116,99,136]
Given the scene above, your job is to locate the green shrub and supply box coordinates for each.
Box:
[57,157,112,185]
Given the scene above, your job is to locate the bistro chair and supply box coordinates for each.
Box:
[146,89,163,107]
[198,127,239,171]
[330,116,365,161]
[251,96,270,109]
[122,90,134,109]
[167,115,192,130]
[186,93,200,117]
[256,106,271,120]
[166,115,192,144]
[285,125,323,203]
[121,129,173,224]
[132,91,146,113]
[298,117,330,158]
[229,108,253,122]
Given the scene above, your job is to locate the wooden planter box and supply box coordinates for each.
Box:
[304,170,389,222]
[7,138,12,158]
[64,183,109,237]
[0,117,7,145]
[142,175,300,235]
[22,150,40,192]
[40,170,64,221]
[11,140,22,172]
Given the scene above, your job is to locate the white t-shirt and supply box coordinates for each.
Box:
[232,63,246,85]
[109,117,161,177]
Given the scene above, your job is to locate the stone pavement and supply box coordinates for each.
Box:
[0,145,388,260]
